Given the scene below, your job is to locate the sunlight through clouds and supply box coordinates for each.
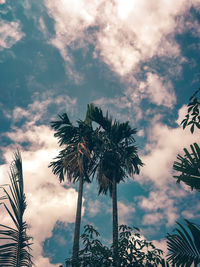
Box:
[44,0,198,77]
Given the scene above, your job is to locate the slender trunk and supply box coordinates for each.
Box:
[72,176,84,266]
[112,177,118,267]
[16,226,20,267]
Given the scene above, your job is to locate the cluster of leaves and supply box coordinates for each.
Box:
[166,220,200,266]
[66,224,165,267]
[173,143,200,191]
[173,88,200,191]
[181,88,200,133]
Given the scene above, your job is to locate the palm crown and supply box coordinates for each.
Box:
[87,103,143,194]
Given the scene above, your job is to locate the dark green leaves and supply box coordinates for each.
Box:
[49,112,95,184]
[66,224,165,266]
[87,104,143,195]
[173,143,200,191]
[0,151,33,267]
[87,103,112,132]
[181,88,200,133]
[166,220,200,266]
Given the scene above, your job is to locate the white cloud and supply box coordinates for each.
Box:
[139,190,179,226]
[139,73,176,107]
[181,210,194,219]
[6,92,77,127]
[118,201,135,225]
[139,105,199,187]
[44,0,198,77]
[0,20,24,49]
[153,238,168,258]
[87,199,100,217]
[142,212,163,225]
[134,104,199,226]
[137,129,144,137]
[94,0,185,75]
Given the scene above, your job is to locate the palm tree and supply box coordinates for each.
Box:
[0,151,33,266]
[173,143,200,191]
[87,104,143,266]
[49,112,96,266]
[166,219,200,266]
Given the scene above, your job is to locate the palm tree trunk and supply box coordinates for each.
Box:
[112,177,118,267]
[72,176,84,266]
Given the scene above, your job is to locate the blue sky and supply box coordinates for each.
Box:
[0,0,200,266]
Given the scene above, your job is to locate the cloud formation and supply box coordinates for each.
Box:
[118,201,135,225]
[43,0,200,114]
[44,0,199,76]
[0,19,24,50]
[138,73,176,108]
[140,105,198,187]
[134,105,199,226]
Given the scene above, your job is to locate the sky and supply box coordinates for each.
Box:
[0,0,200,266]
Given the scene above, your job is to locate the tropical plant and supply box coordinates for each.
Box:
[0,151,33,266]
[49,111,97,265]
[66,224,165,266]
[173,142,200,191]
[181,87,200,133]
[173,87,200,190]
[87,104,143,266]
[166,219,200,266]
[168,88,200,266]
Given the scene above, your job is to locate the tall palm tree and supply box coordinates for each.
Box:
[49,112,96,266]
[166,219,200,266]
[87,104,143,266]
[0,151,33,266]
[173,142,200,191]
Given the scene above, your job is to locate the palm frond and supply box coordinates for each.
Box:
[87,104,143,196]
[0,151,33,267]
[166,220,200,266]
[173,143,200,191]
[87,103,112,132]
[51,113,77,146]
[49,114,96,184]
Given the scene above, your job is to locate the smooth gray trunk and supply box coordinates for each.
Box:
[72,176,84,266]
[112,177,118,267]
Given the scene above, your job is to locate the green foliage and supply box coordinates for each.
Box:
[166,220,200,266]
[169,88,200,266]
[0,151,33,267]
[181,88,200,133]
[66,224,165,267]
[173,88,200,190]
[87,103,143,195]
[49,113,96,183]
[173,143,200,191]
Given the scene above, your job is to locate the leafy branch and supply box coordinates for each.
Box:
[0,151,33,267]
[181,88,200,133]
